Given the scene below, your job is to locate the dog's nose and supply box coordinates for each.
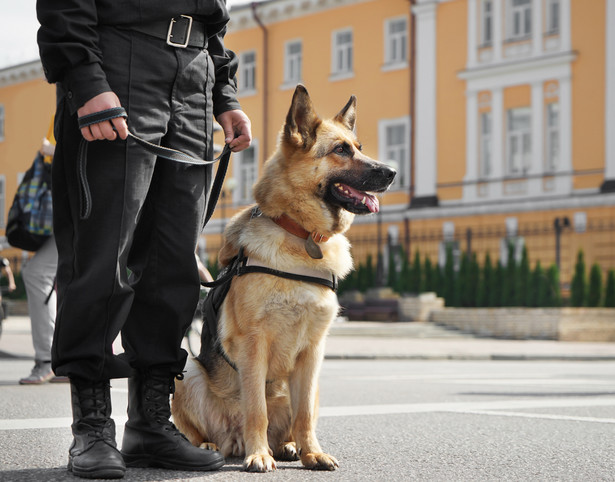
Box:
[383,165,396,184]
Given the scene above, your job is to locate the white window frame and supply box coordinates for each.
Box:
[546,0,560,34]
[331,28,354,80]
[0,175,5,227]
[479,111,492,178]
[545,102,560,172]
[506,107,532,176]
[234,141,259,204]
[383,16,408,70]
[378,117,411,191]
[283,39,302,87]
[480,0,494,46]
[238,50,256,96]
[507,0,532,41]
[0,104,5,142]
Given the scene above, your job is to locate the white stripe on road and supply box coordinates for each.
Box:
[459,410,615,424]
[3,397,614,430]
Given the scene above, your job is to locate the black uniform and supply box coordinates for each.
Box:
[37,0,241,381]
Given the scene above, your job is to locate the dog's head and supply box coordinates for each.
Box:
[254,85,396,235]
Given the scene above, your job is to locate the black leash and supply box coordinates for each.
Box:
[77,107,232,224]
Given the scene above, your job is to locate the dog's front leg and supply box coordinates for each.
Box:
[239,340,276,472]
[290,343,339,471]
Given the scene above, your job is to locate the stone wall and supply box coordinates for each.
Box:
[432,308,615,342]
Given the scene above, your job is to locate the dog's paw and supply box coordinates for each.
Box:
[301,452,339,471]
[199,442,219,452]
[275,442,299,461]
[244,453,277,472]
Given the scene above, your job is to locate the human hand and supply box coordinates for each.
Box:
[8,282,16,292]
[77,92,129,142]
[39,138,55,157]
[216,109,252,152]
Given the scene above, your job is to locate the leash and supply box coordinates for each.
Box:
[77,107,232,224]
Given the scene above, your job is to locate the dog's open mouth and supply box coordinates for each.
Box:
[331,182,380,214]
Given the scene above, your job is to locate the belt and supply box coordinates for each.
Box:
[124,15,208,49]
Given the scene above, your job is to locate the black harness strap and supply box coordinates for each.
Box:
[77,107,231,224]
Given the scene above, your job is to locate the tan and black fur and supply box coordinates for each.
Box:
[172,85,396,472]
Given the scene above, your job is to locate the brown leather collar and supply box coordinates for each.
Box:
[272,214,330,243]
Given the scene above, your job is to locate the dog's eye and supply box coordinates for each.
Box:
[334,145,345,155]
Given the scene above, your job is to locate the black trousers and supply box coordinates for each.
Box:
[51,27,215,380]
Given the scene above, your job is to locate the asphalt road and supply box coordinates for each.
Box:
[1,357,614,481]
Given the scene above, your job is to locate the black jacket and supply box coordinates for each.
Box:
[37,0,241,116]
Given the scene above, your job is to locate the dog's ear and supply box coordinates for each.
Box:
[284,84,321,149]
[334,95,357,132]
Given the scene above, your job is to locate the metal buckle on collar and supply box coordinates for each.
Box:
[166,15,192,48]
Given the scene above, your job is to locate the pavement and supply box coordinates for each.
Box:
[2,315,615,362]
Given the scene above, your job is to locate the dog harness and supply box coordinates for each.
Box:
[196,221,338,373]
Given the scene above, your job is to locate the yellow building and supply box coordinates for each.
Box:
[1,0,614,292]
[212,0,615,288]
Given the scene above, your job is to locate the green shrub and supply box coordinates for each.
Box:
[604,270,615,308]
[570,250,587,307]
[587,263,603,307]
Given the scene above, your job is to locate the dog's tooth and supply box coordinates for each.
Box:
[361,196,366,204]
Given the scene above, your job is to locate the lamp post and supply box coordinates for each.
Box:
[554,216,570,272]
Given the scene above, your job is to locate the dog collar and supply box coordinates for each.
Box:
[272,214,330,244]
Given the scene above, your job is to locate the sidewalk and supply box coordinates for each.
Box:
[2,315,615,362]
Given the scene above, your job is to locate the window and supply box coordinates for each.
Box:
[508,0,532,40]
[0,104,5,142]
[479,112,492,178]
[506,108,531,176]
[236,145,257,203]
[331,29,353,77]
[384,17,408,66]
[239,50,256,94]
[481,0,493,45]
[379,118,410,190]
[546,0,560,34]
[0,175,5,227]
[546,102,559,172]
[284,40,302,85]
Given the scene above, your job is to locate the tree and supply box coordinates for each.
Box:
[604,270,615,308]
[398,249,411,294]
[490,261,503,307]
[423,256,434,293]
[478,252,493,307]
[545,264,562,307]
[413,250,423,294]
[516,246,530,306]
[570,250,587,307]
[531,261,545,307]
[442,244,456,306]
[587,263,603,307]
[502,241,517,306]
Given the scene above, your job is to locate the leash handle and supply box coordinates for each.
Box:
[76,107,232,220]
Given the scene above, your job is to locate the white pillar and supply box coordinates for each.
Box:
[560,0,572,52]
[491,87,504,198]
[463,90,479,201]
[493,0,503,62]
[412,0,438,206]
[529,81,544,195]
[532,0,543,56]
[468,0,478,67]
[604,0,615,191]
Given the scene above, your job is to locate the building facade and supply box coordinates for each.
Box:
[0,0,613,290]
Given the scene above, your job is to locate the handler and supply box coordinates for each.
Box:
[37,0,251,478]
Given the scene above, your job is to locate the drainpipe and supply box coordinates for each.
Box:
[251,2,269,162]
[409,0,416,205]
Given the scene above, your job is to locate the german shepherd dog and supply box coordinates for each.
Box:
[172,85,396,472]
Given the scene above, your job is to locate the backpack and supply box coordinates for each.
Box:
[6,153,53,252]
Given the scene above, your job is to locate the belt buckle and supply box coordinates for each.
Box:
[167,15,192,48]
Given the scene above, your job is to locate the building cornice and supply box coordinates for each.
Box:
[0,60,44,88]
[228,0,375,31]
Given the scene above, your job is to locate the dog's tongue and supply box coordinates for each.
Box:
[343,184,380,213]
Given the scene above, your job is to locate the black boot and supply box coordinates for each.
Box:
[68,378,126,479]
[121,368,225,471]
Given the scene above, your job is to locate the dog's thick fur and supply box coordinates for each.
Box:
[172,85,395,472]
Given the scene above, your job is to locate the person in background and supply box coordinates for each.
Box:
[0,257,17,321]
[19,132,65,385]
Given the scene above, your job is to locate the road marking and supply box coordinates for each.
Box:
[2,397,614,430]
[459,410,615,424]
